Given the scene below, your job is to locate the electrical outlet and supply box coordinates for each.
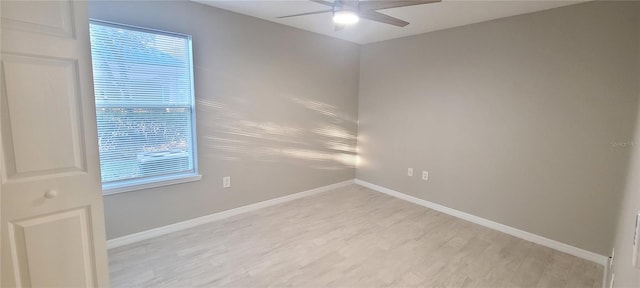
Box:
[408,168,413,176]
[422,171,428,181]
[223,176,231,188]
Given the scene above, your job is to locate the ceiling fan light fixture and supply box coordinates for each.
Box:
[333,10,359,25]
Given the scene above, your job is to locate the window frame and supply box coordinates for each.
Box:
[89,19,200,195]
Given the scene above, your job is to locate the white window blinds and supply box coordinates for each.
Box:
[89,20,198,191]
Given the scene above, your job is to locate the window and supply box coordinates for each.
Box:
[89,20,199,194]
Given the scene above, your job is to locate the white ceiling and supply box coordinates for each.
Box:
[193,0,585,44]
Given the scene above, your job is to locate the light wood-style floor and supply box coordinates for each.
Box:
[108,184,603,287]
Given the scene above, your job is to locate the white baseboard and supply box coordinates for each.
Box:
[355,179,609,266]
[107,179,355,250]
[107,177,608,268]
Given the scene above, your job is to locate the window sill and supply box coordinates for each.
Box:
[102,173,202,196]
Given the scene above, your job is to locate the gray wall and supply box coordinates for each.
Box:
[357,1,640,255]
[610,17,640,287]
[89,0,360,239]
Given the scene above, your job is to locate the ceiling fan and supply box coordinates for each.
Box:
[277,0,441,31]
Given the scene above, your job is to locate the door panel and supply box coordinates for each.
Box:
[1,54,87,181]
[8,207,96,287]
[1,1,110,287]
[1,0,75,38]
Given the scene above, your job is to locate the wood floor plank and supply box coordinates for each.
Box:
[108,184,603,287]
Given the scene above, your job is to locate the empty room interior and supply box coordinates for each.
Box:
[1,0,640,287]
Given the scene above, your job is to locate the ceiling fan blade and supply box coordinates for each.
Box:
[277,9,333,18]
[309,0,336,7]
[359,10,409,27]
[358,0,441,11]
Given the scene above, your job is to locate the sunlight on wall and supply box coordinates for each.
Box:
[280,148,356,166]
[326,143,357,153]
[356,155,365,168]
[240,121,301,137]
[195,96,357,170]
[356,134,365,168]
[314,125,357,140]
[290,97,356,124]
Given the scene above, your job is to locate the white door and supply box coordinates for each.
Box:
[0,0,110,287]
